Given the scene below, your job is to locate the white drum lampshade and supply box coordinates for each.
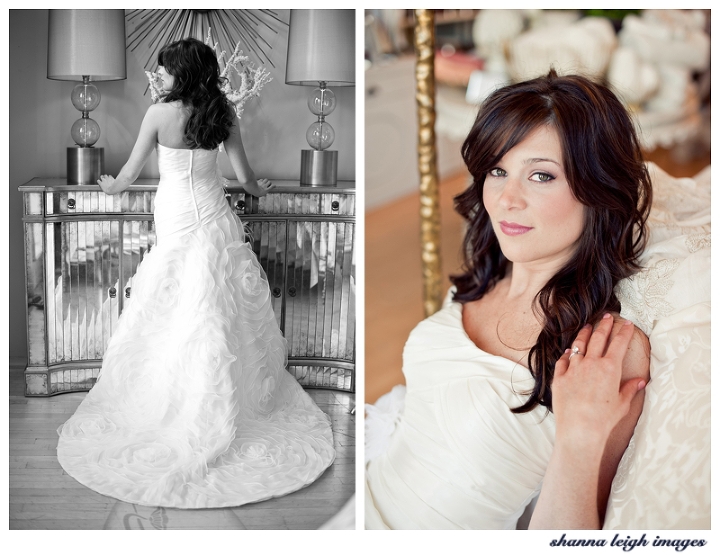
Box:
[285,10,355,186]
[47,9,127,184]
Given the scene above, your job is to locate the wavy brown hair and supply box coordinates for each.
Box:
[158,38,235,150]
[451,70,652,413]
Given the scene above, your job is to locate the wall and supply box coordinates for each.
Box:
[8,9,356,361]
[365,57,466,209]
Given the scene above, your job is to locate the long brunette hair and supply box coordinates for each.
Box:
[452,70,652,413]
[158,38,235,150]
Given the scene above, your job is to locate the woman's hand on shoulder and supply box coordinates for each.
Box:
[530,315,649,529]
[551,314,649,446]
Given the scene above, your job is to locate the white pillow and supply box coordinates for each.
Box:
[604,163,711,529]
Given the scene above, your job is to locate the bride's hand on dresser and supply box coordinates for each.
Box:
[255,179,274,197]
[97,175,117,194]
[244,178,274,197]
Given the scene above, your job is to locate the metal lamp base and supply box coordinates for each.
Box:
[67,147,104,185]
[300,150,337,186]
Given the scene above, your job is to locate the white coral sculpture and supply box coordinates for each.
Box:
[145,28,272,119]
[145,71,164,104]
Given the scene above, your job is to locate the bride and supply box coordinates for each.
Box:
[57,38,335,509]
[365,70,653,529]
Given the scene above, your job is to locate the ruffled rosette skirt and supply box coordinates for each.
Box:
[57,211,335,508]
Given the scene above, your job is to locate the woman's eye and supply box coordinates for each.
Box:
[488,168,506,178]
[530,172,554,182]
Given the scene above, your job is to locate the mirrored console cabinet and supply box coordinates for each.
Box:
[20,178,355,396]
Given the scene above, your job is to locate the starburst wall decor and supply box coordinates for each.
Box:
[126,9,286,76]
[145,29,273,120]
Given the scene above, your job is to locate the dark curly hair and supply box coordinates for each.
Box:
[451,70,652,414]
[158,38,235,150]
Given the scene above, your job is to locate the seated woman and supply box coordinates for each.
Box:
[365,70,654,530]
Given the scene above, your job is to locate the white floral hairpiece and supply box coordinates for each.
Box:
[145,28,272,119]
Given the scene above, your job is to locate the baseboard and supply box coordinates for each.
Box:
[10,357,27,370]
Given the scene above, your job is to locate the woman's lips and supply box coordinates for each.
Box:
[499,221,533,236]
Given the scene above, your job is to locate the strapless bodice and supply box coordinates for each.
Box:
[153,144,233,241]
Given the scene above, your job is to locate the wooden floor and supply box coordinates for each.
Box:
[365,172,469,404]
[9,368,355,530]
[365,145,712,404]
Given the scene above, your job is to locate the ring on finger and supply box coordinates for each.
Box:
[569,345,583,360]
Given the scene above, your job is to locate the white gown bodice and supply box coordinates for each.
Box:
[365,292,556,529]
[153,144,233,241]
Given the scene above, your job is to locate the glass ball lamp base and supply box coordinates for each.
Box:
[300,150,338,187]
[67,146,104,185]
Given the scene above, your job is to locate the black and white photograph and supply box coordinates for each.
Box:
[9,8,355,530]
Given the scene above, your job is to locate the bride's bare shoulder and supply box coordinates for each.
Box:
[148,100,182,113]
[145,102,189,132]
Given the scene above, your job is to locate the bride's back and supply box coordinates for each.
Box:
[156,101,193,150]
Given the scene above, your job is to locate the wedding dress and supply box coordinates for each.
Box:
[365,291,556,529]
[57,144,336,509]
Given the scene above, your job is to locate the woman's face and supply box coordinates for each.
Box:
[157,66,175,92]
[482,125,585,272]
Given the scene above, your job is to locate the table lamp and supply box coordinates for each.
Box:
[285,10,355,186]
[47,9,126,185]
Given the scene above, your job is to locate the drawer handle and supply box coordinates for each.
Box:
[125,287,131,298]
[288,286,297,297]
[331,201,340,211]
[109,287,117,299]
[67,198,76,209]
[272,287,281,298]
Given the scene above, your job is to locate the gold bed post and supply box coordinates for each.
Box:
[414,9,443,317]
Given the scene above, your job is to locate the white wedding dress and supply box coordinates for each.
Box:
[365,291,556,529]
[57,144,336,509]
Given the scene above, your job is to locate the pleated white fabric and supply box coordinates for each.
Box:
[57,144,335,509]
[365,292,556,529]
